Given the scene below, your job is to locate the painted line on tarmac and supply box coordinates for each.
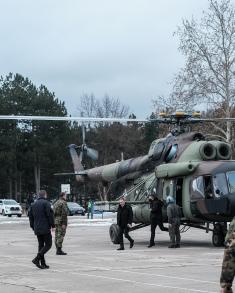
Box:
[0,256,220,284]
[52,261,218,285]
[59,271,217,293]
[0,257,217,292]
[8,254,216,287]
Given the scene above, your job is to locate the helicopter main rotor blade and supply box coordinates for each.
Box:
[0,115,148,123]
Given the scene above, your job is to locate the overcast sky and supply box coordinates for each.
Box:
[0,0,209,118]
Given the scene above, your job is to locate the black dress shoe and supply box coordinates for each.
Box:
[147,243,155,248]
[41,263,50,269]
[168,244,176,248]
[32,255,43,269]
[175,244,180,248]
[41,258,50,269]
[56,248,67,255]
[130,240,134,249]
[117,247,124,250]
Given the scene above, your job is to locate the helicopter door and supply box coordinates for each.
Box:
[176,178,183,207]
[204,176,213,199]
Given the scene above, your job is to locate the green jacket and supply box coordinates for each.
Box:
[54,198,68,226]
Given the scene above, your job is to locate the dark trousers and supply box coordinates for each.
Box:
[37,233,52,257]
[169,224,180,245]
[118,226,133,247]
[150,216,168,244]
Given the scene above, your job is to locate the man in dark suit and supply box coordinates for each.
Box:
[148,192,168,248]
[116,196,134,250]
[29,190,55,269]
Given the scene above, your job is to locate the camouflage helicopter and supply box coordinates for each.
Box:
[1,112,235,247]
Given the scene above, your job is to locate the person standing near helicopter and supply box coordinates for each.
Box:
[166,195,181,248]
[116,196,134,250]
[220,218,235,293]
[147,189,168,248]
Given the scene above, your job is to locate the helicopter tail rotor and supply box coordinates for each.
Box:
[78,125,99,161]
[85,146,99,161]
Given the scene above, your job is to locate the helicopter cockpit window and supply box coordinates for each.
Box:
[165,144,178,162]
[151,142,165,160]
[227,171,235,193]
[192,176,205,197]
[212,173,228,197]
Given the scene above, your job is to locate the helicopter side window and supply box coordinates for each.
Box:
[192,176,205,198]
[227,171,235,193]
[212,173,228,197]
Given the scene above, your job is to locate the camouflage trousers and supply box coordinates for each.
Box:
[55,225,66,248]
[220,248,235,292]
[169,223,180,245]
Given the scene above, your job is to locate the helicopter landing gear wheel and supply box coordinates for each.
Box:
[212,223,227,247]
[212,232,224,247]
[109,224,120,244]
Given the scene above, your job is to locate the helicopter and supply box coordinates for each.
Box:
[55,111,235,247]
[1,112,235,247]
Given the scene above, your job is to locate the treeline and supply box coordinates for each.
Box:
[0,71,234,203]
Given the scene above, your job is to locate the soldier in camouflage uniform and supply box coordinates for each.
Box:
[53,192,68,255]
[220,218,235,292]
[166,196,181,248]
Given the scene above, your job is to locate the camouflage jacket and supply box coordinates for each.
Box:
[167,203,181,225]
[225,217,235,248]
[53,199,68,226]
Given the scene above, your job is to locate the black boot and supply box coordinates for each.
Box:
[168,244,176,248]
[56,247,67,255]
[41,256,50,269]
[32,254,43,269]
[147,242,155,248]
[117,245,124,251]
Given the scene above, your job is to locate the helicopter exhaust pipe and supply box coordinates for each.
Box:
[199,143,216,160]
[216,142,231,160]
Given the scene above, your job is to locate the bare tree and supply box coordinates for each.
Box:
[154,0,235,142]
[77,94,97,117]
[78,94,129,118]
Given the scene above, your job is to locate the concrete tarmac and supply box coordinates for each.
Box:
[0,214,226,293]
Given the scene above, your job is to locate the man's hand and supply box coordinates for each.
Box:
[127,224,132,228]
[62,225,67,230]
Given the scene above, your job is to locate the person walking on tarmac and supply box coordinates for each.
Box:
[53,192,68,255]
[166,195,181,248]
[220,217,235,292]
[147,190,168,248]
[29,190,55,269]
[117,196,134,250]
[87,198,94,219]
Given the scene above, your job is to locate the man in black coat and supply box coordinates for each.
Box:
[148,193,168,248]
[117,196,134,250]
[29,190,55,269]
